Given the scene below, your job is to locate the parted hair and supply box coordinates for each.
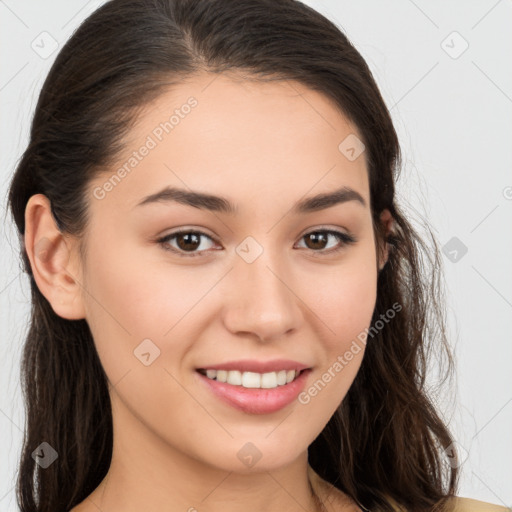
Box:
[8,1,458,510]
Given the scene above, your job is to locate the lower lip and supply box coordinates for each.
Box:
[196,369,311,414]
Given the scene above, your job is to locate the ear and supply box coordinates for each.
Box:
[378,208,394,272]
[24,194,86,320]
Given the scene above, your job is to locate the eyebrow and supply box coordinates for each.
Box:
[135,185,367,214]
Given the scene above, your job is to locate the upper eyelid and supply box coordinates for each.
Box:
[157,226,355,253]
[159,225,352,241]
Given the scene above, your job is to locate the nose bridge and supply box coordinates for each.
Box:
[223,244,303,341]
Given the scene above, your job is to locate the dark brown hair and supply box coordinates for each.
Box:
[8,0,459,510]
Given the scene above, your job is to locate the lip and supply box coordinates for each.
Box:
[196,359,311,373]
[196,368,312,415]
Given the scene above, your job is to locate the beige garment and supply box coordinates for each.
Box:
[308,466,509,511]
[386,496,509,512]
[448,497,510,512]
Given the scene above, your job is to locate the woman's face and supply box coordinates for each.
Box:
[78,72,385,473]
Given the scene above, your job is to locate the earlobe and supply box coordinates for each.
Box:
[24,194,86,320]
[378,208,394,271]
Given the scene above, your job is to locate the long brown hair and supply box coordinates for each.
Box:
[8,1,458,510]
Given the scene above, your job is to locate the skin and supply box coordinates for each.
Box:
[25,72,393,512]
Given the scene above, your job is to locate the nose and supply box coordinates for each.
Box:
[222,252,304,343]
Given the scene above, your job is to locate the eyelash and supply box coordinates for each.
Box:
[156,228,357,258]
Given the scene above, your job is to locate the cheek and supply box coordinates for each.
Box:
[82,238,175,333]
[308,250,378,343]
[80,241,166,383]
[295,266,376,422]
[303,247,377,386]
[81,240,217,379]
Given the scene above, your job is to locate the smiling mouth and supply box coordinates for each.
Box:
[196,368,307,389]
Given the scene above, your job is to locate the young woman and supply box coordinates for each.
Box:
[8,0,507,511]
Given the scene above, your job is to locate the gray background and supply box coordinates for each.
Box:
[1,0,511,509]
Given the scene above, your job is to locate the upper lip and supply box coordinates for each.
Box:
[196,359,311,373]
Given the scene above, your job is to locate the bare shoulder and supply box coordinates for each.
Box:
[446,497,510,512]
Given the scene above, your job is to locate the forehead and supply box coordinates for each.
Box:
[88,72,369,216]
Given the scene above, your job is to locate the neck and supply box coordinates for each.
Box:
[75,392,333,512]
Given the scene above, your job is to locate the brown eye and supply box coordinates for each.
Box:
[296,229,356,255]
[175,232,201,251]
[157,230,217,257]
[304,232,329,250]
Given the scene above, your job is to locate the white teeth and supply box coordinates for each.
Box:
[226,370,242,386]
[242,371,261,388]
[201,369,302,389]
[261,372,277,389]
